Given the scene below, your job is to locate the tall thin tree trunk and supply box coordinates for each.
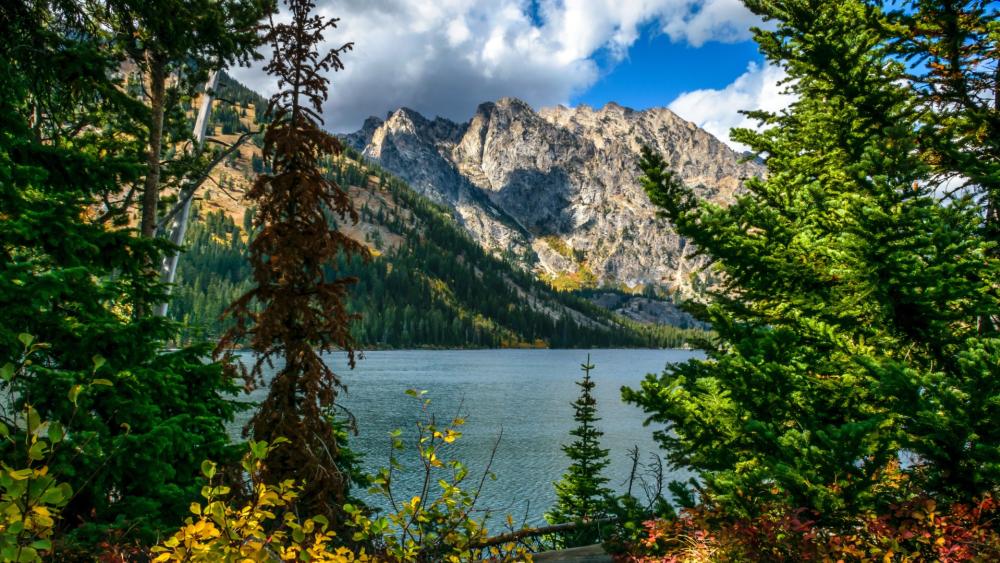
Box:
[141,54,167,239]
[154,70,220,318]
[990,59,1000,252]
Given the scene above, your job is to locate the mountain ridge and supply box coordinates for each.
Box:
[344,96,764,297]
[168,74,702,348]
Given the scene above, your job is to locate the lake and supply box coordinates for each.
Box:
[231,348,701,527]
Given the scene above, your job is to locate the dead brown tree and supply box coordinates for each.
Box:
[217,0,366,524]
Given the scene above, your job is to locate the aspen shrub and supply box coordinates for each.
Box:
[346,389,533,563]
[151,439,369,563]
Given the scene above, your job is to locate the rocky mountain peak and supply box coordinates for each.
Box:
[356,115,385,140]
[381,106,428,134]
[494,96,535,112]
[344,99,764,295]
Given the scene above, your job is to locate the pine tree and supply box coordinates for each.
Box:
[98,0,269,240]
[624,0,999,520]
[547,356,612,531]
[889,1,1000,251]
[0,0,243,544]
[218,0,366,524]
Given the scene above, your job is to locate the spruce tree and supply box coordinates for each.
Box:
[98,0,270,240]
[889,1,1000,250]
[218,0,367,524]
[548,356,612,531]
[0,0,243,544]
[624,0,999,520]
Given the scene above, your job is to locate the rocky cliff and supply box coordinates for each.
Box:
[344,98,763,296]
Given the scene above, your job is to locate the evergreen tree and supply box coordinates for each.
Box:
[547,356,612,532]
[623,0,999,521]
[218,0,365,525]
[0,0,243,545]
[98,0,270,240]
[889,1,1000,250]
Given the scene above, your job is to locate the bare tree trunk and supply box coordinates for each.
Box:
[154,70,220,318]
[140,54,167,239]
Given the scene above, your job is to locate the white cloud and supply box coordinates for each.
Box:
[230,0,762,132]
[668,62,793,152]
[660,0,762,46]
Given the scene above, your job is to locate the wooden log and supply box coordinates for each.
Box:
[473,518,616,549]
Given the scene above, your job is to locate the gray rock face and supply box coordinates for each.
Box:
[588,293,706,329]
[344,98,763,296]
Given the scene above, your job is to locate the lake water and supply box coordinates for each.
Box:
[231,348,701,527]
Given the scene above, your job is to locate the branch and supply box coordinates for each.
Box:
[96,185,138,224]
[205,137,241,147]
[472,518,617,549]
[156,130,257,231]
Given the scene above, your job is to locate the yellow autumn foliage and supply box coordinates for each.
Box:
[151,440,369,563]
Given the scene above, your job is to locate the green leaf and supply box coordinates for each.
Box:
[91,354,106,372]
[250,440,268,460]
[39,486,64,505]
[28,441,46,461]
[91,378,112,386]
[67,385,82,406]
[0,363,14,382]
[26,406,40,434]
[201,460,217,480]
[17,333,34,349]
[209,501,225,523]
[47,422,64,444]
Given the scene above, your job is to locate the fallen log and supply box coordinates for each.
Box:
[473,518,617,549]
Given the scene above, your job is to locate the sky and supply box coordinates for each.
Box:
[231,0,795,151]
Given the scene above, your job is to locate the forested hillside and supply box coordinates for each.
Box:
[169,99,701,349]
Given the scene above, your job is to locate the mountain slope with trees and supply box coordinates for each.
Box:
[169,77,702,349]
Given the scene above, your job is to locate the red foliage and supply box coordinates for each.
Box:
[618,497,1000,562]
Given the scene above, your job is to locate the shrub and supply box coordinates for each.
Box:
[347,389,531,562]
[151,439,368,563]
[621,496,1000,562]
[0,335,107,562]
